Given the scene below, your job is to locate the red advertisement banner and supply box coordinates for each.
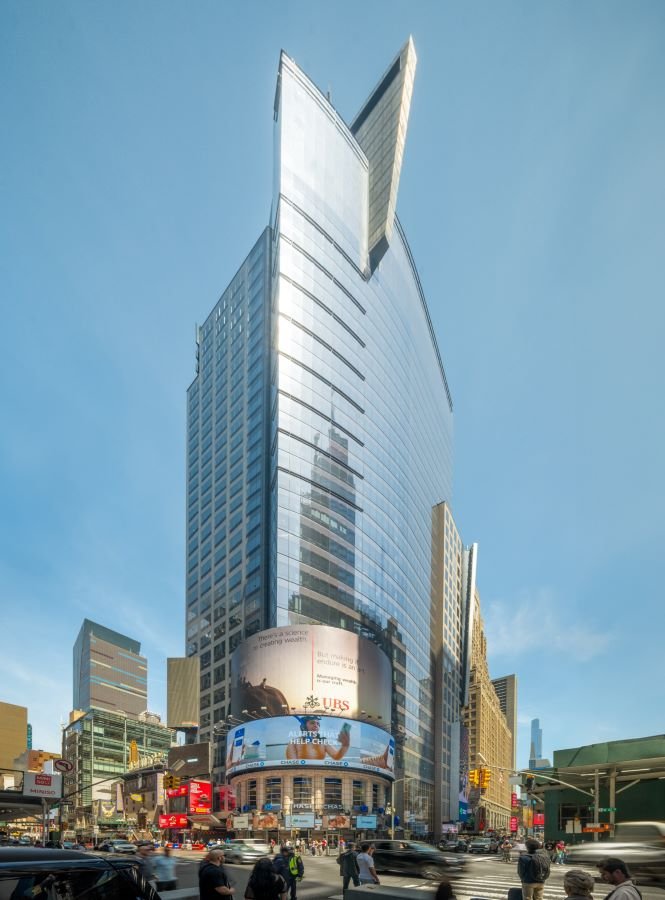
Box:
[533,813,545,826]
[510,816,519,832]
[189,779,212,814]
[159,814,188,828]
[511,792,518,808]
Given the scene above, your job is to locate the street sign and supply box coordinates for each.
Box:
[597,807,617,812]
[53,759,73,774]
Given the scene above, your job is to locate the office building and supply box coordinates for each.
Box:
[529,717,550,769]
[432,502,469,828]
[167,657,200,732]
[73,619,148,717]
[62,707,174,835]
[0,701,28,770]
[462,587,513,831]
[13,749,60,772]
[492,674,518,770]
[185,38,456,833]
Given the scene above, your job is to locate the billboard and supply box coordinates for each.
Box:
[231,625,391,722]
[356,815,377,829]
[159,813,189,829]
[285,814,315,828]
[23,772,63,799]
[226,716,395,778]
[189,780,212,814]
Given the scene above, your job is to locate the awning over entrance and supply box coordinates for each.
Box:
[0,791,45,821]
[188,814,222,827]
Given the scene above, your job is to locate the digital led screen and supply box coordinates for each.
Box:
[231,625,391,722]
[226,715,395,779]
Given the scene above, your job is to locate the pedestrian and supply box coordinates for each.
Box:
[199,848,235,898]
[244,857,287,899]
[501,839,512,863]
[517,839,551,900]
[556,840,566,865]
[270,838,275,855]
[133,842,156,887]
[356,843,380,885]
[564,869,595,900]
[153,845,178,892]
[596,858,642,900]
[273,845,303,900]
[337,840,360,894]
[435,882,455,900]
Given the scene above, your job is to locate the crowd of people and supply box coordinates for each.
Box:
[134,834,645,900]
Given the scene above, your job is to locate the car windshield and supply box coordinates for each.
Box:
[408,842,439,853]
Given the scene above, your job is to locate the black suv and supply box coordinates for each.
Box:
[372,840,466,879]
[0,848,159,899]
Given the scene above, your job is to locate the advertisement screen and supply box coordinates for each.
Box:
[356,815,377,828]
[189,780,212,814]
[285,814,316,828]
[159,814,189,828]
[231,625,391,722]
[226,716,395,779]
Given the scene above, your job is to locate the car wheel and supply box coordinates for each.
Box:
[420,864,444,880]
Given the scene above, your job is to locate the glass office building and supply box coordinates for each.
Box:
[186,39,456,831]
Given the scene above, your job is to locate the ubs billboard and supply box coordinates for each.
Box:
[231,625,391,722]
[226,715,395,779]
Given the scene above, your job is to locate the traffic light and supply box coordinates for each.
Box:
[163,774,172,789]
[480,768,491,790]
[171,776,181,788]
[469,769,480,787]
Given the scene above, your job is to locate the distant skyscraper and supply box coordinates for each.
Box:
[185,38,458,831]
[529,717,543,768]
[73,619,147,717]
[492,674,518,769]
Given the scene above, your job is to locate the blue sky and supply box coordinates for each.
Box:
[2,1,664,768]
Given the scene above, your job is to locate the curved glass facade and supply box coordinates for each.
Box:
[187,40,456,832]
[270,49,453,825]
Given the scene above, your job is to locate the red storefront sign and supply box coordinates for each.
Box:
[511,792,518,808]
[159,814,188,829]
[189,779,212,814]
[217,785,237,813]
[534,813,545,826]
[510,816,519,832]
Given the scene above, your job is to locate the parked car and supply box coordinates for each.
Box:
[438,839,468,853]
[469,838,494,854]
[565,821,665,885]
[0,847,158,899]
[223,842,270,864]
[96,839,137,854]
[371,840,466,879]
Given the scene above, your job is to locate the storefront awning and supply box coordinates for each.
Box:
[189,814,222,826]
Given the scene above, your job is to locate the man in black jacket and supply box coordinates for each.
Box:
[517,839,551,900]
[337,841,360,894]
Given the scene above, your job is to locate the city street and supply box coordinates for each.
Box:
[165,852,665,900]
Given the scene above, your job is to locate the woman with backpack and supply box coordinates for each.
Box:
[244,857,287,900]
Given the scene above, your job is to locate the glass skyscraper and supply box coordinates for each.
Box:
[186,38,456,830]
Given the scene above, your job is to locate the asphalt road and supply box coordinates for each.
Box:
[165,851,665,900]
